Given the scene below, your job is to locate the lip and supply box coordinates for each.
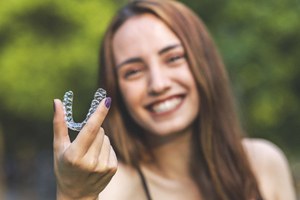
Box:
[145,94,185,116]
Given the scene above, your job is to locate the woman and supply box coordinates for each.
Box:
[53,0,296,199]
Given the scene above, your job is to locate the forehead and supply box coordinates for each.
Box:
[112,14,181,62]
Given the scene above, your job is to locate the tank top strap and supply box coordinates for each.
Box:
[136,166,153,200]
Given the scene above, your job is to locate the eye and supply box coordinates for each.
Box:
[124,69,140,78]
[166,53,186,65]
[122,66,145,80]
[168,55,183,63]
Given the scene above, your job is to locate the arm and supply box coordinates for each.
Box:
[53,98,118,200]
[264,141,296,200]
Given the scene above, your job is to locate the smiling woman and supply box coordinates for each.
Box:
[52,0,297,200]
[113,14,199,137]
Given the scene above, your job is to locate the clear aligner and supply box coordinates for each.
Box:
[62,88,107,131]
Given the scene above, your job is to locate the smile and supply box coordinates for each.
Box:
[149,96,183,114]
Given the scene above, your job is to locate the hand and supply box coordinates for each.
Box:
[53,97,117,200]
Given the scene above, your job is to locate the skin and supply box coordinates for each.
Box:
[53,14,297,200]
[113,14,200,138]
[243,138,297,200]
[53,98,117,200]
[99,138,297,200]
[109,13,201,199]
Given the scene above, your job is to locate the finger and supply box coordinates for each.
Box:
[85,97,111,129]
[96,135,112,171]
[82,128,105,167]
[95,144,117,190]
[72,97,111,156]
[107,146,118,170]
[53,99,70,153]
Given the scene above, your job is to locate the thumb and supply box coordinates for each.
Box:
[53,99,70,153]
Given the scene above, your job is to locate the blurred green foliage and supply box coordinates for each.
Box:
[181,0,300,156]
[0,0,116,121]
[0,0,299,158]
[0,1,118,198]
[0,0,299,197]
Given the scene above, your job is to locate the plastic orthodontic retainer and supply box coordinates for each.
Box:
[62,88,107,131]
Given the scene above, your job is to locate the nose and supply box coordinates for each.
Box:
[147,66,171,96]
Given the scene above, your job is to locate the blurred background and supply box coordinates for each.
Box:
[0,0,299,199]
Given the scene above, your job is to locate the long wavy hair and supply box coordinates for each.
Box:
[99,0,263,199]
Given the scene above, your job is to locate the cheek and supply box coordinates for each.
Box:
[177,66,198,89]
[179,66,200,105]
[119,81,144,112]
[119,85,134,108]
[184,66,195,80]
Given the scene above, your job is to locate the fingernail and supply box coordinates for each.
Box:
[53,100,56,112]
[105,97,111,109]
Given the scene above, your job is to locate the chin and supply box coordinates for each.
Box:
[147,121,194,137]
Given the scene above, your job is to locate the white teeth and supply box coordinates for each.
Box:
[151,97,181,113]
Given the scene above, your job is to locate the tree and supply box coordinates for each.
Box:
[182,0,300,155]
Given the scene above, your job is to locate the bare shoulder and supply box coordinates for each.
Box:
[242,138,296,200]
[243,138,287,163]
[242,138,293,176]
[99,162,146,200]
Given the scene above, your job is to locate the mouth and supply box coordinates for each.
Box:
[147,95,184,114]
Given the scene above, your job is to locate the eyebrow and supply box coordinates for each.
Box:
[116,43,182,69]
[116,57,143,69]
[158,44,181,55]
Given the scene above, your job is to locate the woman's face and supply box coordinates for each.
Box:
[112,14,199,136]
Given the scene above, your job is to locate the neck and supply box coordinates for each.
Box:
[142,128,194,180]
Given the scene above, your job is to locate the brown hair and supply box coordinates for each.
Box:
[99,0,263,199]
